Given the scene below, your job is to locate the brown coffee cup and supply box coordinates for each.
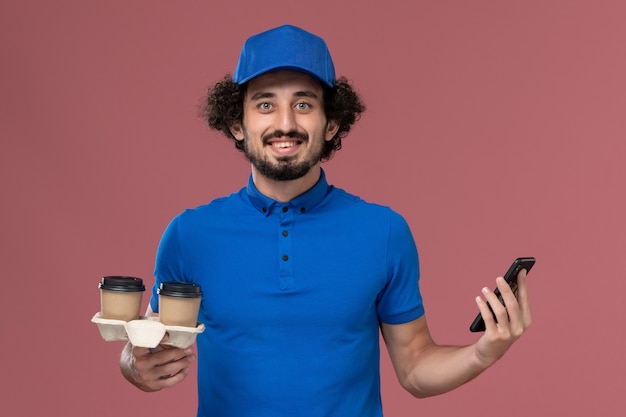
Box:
[99,276,145,321]
[157,282,202,327]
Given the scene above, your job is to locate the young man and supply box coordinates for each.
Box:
[120,25,531,417]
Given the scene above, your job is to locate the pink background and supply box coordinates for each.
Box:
[2,1,625,415]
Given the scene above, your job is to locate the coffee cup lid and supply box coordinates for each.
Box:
[158,282,203,298]
[99,276,146,292]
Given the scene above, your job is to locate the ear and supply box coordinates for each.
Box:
[324,120,340,141]
[229,121,245,141]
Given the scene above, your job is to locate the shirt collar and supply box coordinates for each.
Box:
[246,169,331,216]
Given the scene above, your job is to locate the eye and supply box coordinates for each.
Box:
[295,102,311,110]
[258,102,272,111]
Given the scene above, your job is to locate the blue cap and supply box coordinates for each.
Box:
[233,25,336,87]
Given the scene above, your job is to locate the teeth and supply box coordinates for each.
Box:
[272,141,298,148]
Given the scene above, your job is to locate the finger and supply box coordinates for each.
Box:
[155,347,193,366]
[495,275,513,295]
[481,285,509,330]
[475,294,498,332]
[495,277,523,333]
[133,348,195,388]
[152,367,191,389]
[154,353,195,379]
[134,346,192,375]
[138,362,191,390]
[496,276,520,315]
[515,269,532,327]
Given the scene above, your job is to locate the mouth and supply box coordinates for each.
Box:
[265,135,306,157]
[263,130,308,148]
[268,140,303,149]
[262,131,308,157]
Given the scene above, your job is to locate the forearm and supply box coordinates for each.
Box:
[401,343,493,398]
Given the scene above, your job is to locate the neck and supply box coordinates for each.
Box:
[251,164,322,202]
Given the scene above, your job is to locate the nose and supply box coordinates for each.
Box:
[275,105,298,133]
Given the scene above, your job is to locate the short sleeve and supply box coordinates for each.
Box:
[150,215,185,313]
[376,211,424,324]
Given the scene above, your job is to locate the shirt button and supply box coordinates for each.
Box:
[282,255,289,261]
[300,207,306,213]
[282,230,289,237]
[282,207,288,213]
[262,207,267,213]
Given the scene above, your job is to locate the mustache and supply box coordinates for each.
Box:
[262,130,308,144]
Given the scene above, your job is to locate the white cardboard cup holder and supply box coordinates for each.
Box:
[91,312,205,349]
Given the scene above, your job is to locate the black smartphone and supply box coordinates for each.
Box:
[469,257,536,332]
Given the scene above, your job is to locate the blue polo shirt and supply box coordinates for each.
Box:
[150,170,424,417]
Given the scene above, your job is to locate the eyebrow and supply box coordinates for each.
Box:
[249,90,319,101]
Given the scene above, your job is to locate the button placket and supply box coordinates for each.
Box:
[278,205,294,290]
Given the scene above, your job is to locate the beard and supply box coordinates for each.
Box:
[242,130,324,181]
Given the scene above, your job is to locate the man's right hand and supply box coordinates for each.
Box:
[120,333,196,392]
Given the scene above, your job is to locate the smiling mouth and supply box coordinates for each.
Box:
[269,140,302,148]
[263,130,308,149]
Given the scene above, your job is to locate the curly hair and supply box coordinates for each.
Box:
[199,74,366,161]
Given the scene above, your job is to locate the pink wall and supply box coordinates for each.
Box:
[1,1,624,415]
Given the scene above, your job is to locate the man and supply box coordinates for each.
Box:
[120,24,531,417]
